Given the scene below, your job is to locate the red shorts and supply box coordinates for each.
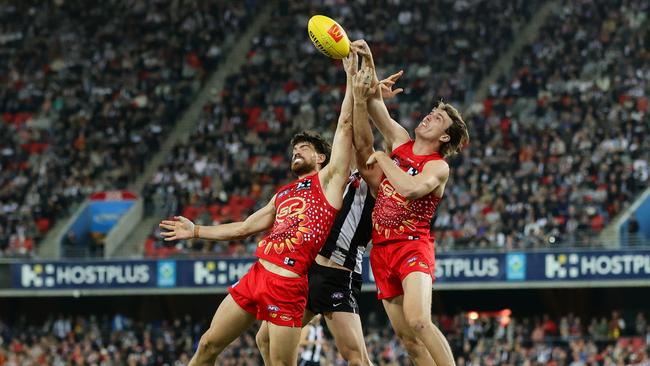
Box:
[370,240,436,300]
[228,261,308,327]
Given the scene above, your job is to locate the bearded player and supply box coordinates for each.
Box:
[352,40,469,366]
[256,52,404,366]
[159,79,353,365]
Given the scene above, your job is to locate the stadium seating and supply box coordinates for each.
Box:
[2,0,647,258]
[0,311,647,364]
[143,0,545,256]
[435,0,649,251]
[0,1,257,257]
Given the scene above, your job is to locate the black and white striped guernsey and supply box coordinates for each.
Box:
[318,171,375,274]
[300,323,323,364]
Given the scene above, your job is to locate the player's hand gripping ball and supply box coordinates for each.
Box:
[307,15,350,59]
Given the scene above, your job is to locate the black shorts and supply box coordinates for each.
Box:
[306,262,362,314]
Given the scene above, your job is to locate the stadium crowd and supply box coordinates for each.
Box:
[1,0,647,258]
[143,0,546,257]
[0,310,648,365]
[435,0,649,251]
[0,0,257,257]
[144,0,649,256]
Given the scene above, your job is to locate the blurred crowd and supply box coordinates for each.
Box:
[145,0,648,256]
[0,310,648,365]
[143,0,544,257]
[0,0,257,257]
[2,0,648,258]
[435,0,649,251]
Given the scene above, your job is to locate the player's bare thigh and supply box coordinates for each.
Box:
[323,311,372,365]
[268,323,302,366]
[189,294,257,365]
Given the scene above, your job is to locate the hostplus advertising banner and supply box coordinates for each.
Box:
[10,249,650,290]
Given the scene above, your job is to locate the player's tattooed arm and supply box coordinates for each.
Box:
[159,195,276,241]
[367,152,449,200]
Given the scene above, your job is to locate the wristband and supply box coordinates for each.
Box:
[194,225,200,239]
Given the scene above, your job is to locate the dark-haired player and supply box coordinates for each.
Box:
[255,52,404,366]
[159,99,353,364]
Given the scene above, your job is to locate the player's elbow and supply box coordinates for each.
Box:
[403,189,421,201]
[401,184,429,201]
[233,225,249,240]
[338,113,353,128]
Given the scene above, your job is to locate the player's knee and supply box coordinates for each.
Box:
[339,348,363,366]
[197,330,225,356]
[255,329,269,353]
[269,356,293,366]
[406,314,431,335]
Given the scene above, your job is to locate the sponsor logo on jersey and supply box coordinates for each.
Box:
[267,305,280,312]
[283,257,296,267]
[280,314,293,321]
[407,167,419,176]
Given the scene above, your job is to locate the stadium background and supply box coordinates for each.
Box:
[1,0,649,365]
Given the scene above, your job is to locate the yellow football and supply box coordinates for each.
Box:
[307,15,350,59]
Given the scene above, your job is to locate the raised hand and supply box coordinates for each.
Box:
[342,48,358,77]
[379,70,404,99]
[353,66,377,101]
[159,216,195,241]
[351,40,375,71]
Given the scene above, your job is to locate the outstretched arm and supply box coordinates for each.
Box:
[353,67,405,195]
[367,152,449,200]
[352,40,410,150]
[352,65,382,195]
[319,112,353,210]
[318,53,357,209]
[367,80,410,150]
[159,195,276,241]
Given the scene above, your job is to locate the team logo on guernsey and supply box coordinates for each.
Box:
[373,182,418,239]
[296,179,312,191]
[276,197,308,221]
[259,197,314,255]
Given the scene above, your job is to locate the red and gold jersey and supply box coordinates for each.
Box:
[372,140,444,246]
[256,172,339,276]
